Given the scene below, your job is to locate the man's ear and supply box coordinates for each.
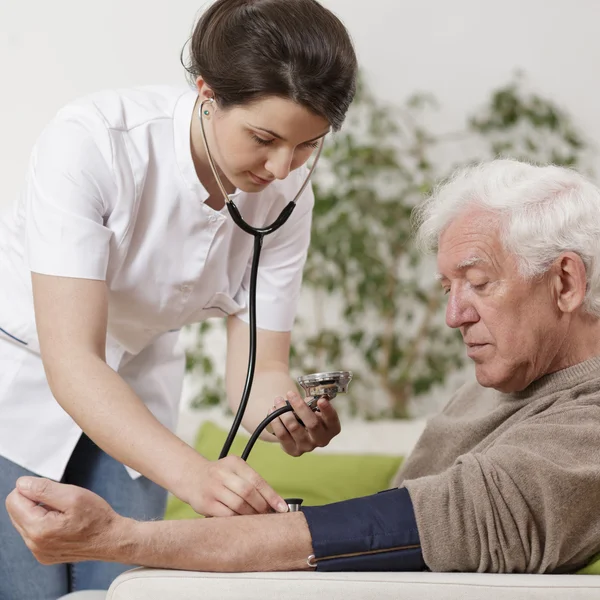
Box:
[554,252,587,313]
[194,77,215,102]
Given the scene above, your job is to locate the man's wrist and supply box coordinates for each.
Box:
[104,516,144,565]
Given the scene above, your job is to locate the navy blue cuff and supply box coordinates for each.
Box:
[302,487,426,571]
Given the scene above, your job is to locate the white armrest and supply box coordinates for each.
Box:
[107,568,600,600]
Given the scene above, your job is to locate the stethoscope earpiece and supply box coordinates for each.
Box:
[200,97,214,118]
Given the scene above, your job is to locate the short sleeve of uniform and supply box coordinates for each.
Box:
[234,178,314,332]
[25,110,114,280]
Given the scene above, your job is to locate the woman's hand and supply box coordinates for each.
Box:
[183,455,289,517]
[269,390,342,457]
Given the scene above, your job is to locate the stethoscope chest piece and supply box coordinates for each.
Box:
[297,371,353,409]
[285,498,304,512]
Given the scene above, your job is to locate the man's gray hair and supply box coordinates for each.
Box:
[413,159,600,317]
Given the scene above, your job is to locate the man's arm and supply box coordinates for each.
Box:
[7,477,426,573]
[5,478,313,571]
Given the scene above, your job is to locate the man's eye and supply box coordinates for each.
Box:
[471,282,488,290]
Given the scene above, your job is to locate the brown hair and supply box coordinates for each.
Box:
[182,0,357,131]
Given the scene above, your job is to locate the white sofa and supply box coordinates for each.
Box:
[60,411,600,599]
[104,570,600,600]
[60,571,600,600]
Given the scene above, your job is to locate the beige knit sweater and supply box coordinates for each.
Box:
[393,356,600,573]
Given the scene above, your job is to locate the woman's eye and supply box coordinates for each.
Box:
[302,140,320,149]
[251,132,320,150]
[251,134,274,146]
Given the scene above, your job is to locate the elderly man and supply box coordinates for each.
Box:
[6,159,600,577]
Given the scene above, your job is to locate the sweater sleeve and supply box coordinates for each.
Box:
[403,405,600,573]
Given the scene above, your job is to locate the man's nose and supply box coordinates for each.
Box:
[445,291,479,329]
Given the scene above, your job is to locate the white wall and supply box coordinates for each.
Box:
[328,0,600,143]
[2,0,599,215]
[0,0,596,211]
[2,0,596,415]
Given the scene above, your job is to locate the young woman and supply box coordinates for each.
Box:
[0,0,357,595]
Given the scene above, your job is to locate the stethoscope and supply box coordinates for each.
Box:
[198,97,351,466]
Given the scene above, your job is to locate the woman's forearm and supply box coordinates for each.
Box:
[225,317,300,440]
[230,367,299,440]
[46,353,202,499]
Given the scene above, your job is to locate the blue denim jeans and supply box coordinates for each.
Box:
[0,433,167,600]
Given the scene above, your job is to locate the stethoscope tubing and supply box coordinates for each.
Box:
[240,404,294,461]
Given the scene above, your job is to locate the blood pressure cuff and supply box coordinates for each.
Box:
[302,487,426,571]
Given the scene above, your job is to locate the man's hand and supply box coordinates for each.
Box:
[5,477,127,565]
[269,391,342,457]
[183,456,289,517]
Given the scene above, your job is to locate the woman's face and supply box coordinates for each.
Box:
[195,87,330,193]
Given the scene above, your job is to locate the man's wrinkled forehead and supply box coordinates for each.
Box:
[434,209,507,276]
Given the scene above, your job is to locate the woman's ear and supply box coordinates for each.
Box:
[555,252,587,314]
[194,77,215,101]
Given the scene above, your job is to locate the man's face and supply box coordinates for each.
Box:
[436,209,568,392]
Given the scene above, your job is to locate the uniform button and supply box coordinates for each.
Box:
[208,214,218,223]
[180,284,191,293]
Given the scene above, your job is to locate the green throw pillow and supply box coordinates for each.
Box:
[165,420,403,520]
[578,553,600,575]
